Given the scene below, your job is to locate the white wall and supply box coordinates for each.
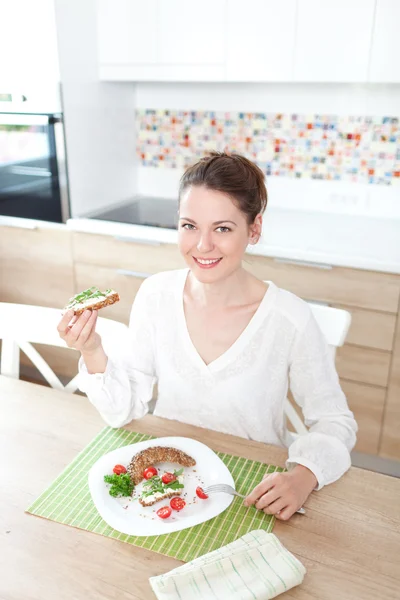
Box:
[54,0,136,217]
[135,82,400,219]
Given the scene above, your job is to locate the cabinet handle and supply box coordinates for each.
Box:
[273,258,332,270]
[114,236,161,246]
[117,269,152,279]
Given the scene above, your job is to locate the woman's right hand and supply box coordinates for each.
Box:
[57,309,102,356]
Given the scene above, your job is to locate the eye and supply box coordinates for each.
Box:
[216,226,231,233]
[181,223,196,230]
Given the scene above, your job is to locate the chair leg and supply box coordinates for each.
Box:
[1,338,20,378]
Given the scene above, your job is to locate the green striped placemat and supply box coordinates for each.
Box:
[26,427,283,563]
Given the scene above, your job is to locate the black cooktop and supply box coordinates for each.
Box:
[92,196,178,229]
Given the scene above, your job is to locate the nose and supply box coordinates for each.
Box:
[197,232,214,254]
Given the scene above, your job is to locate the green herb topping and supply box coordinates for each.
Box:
[65,287,114,308]
[141,468,184,498]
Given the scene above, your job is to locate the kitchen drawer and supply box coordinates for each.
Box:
[336,305,396,352]
[336,345,391,387]
[341,380,386,455]
[0,225,74,308]
[74,262,148,325]
[245,255,400,313]
[379,309,400,461]
[72,232,185,273]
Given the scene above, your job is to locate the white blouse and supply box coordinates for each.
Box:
[78,268,357,490]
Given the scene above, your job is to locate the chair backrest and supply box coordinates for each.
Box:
[284,301,352,436]
[0,302,128,393]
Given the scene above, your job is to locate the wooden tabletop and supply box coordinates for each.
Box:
[1,375,400,600]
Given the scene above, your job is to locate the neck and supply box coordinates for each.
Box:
[187,267,252,309]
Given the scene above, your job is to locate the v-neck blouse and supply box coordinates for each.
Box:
[176,268,276,373]
[78,269,357,490]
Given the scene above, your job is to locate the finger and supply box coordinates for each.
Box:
[275,505,296,521]
[255,487,281,510]
[244,476,276,507]
[67,315,78,329]
[57,309,75,336]
[64,310,92,344]
[78,310,98,345]
[262,497,287,515]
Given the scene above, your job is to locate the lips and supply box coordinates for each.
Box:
[193,257,222,269]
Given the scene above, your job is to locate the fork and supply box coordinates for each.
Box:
[203,483,306,515]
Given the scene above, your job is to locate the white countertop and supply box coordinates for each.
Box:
[2,210,399,274]
[65,208,400,275]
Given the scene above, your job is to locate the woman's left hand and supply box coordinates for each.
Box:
[243,465,318,521]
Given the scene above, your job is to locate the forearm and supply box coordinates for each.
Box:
[81,345,108,374]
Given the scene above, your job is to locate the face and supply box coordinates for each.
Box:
[178,186,262,283]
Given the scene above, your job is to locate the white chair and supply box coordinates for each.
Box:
[0,302,128,393]
[284,302,352,435]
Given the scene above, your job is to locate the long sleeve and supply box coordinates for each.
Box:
[78,278,157,428]
[286,311,358,490]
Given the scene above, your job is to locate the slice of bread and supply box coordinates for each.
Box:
[64,287,120,315]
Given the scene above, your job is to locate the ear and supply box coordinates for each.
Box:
[248,214,263,245]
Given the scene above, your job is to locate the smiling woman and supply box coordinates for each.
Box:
[57,150,358,522]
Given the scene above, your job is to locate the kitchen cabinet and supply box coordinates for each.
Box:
[380,310,400,461]
[0,223,78,385]
[293,0,375,82]
[225,0,296,82]
[97,0,399,83]
[0,224,74,308]
[97,0,226,81]
[369,0,400,83]
[97,0,158,67]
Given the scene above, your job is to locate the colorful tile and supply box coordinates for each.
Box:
[136,109,400,185]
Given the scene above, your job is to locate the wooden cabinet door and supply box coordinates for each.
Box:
[380,312,400,460]
[0,225,74,308]
[72,232,185,273]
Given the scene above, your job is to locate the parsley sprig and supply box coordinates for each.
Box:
[104,473,134,497]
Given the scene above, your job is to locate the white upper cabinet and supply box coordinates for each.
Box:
[97,0,225,81]
[226,0,296,81]
[369,0,400,83]
[294,0,375,82]
[97,0,398,83]
[97,0,158,66]
[158,0,225,66]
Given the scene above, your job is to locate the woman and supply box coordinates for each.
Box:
[58,151,357,520]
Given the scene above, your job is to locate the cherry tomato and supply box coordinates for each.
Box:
[112,464,127,475]
[170,497,186,511]
[156,506,172,519]
[143,466,158,480]
[161,472,176,484]
[196,486,209,499]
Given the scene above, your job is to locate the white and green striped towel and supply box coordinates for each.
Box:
[149,530,306,599]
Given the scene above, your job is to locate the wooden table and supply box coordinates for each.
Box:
[1,376,400,600]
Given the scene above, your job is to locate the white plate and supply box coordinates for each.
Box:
[88,436,235,536]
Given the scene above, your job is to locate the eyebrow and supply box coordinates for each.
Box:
[179,218,237,226]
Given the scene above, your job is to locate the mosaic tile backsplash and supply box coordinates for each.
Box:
[136,109,400,186]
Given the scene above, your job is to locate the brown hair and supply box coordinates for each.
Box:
[179,151,268,224]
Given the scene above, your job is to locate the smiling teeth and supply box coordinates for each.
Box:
[196,258,220,265]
